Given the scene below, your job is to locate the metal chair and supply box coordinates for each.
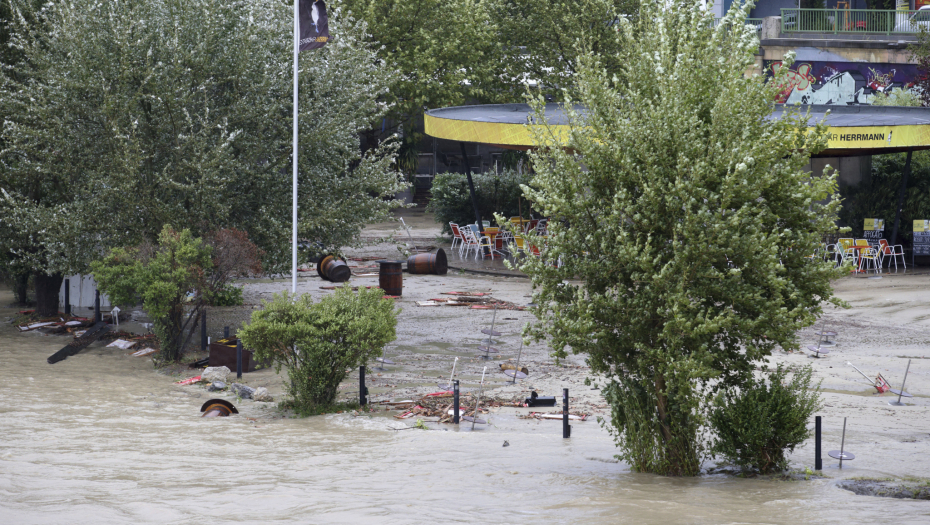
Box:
[879,239,906,269]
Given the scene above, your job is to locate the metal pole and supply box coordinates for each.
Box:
[64,279,70,315]
[359,365,367,406]
[224,326,230,339]
[890,149,912,247]
[201,310,207,351]
[563,388,571,438]
[472,367,487,430]
[485,305,498,359]
[453,380,460,424]
[236,340,243,379]
[459,142,482,227]
[291,0,299,297]
[897,359,912,405]
[94,290,101,324]
[512,337,524,384]
[815,416,822,470]
[447,357,458,389]
[839,417,847,468]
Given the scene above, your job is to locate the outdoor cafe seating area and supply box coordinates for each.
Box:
[821,238,907,273]
[448,217,558,264]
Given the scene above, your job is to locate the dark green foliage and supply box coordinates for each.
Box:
[838,152,930,244]
[710,365,822,474]
[209,284,244,307]
[427,169,534,233]
[238,288,398,416]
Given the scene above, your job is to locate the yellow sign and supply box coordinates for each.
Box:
[826,126,930,151]
[864,218,884,231]
[915,220,930,232]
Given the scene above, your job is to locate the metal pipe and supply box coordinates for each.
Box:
[64,279,70,315]
[512,336,524,384]
[453,380,460,424]
[839,417,847,468]
[359,365,367,406]
[815,416,822,470]
[563,388,571,439]
[224,326,230,339]
[201,310,207,351]
[236,340,243,379]
[459,142,482,227]
[472,367,487,430]
[291,0,299,297]
[896,359,912,405]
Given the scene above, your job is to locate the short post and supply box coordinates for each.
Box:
[200,310,207,351]
[236,340,243,379]
[453,380,460,424]
[838,417,847,468]
[563,388,571,439]
[359,365,367,406]
[64,279,70,315]
[896,359,912,406]
[94,290,101,324]
[815,416,822,471]
[224,325,230,339]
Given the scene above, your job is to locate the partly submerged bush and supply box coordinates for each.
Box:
[238,287,397,415]
[710,365,822,474]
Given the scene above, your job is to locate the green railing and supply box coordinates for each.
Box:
[781,8,928,34]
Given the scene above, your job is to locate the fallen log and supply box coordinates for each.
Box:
[47,322,110,364]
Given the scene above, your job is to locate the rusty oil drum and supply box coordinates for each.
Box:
[317,255,351,283]
[406,248,448,275]
[377,260,404,296]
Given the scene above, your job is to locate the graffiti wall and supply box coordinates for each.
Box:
[764,60,920,105]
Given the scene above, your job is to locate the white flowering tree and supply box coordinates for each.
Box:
[0,0,404,315]
[518,1,843,476]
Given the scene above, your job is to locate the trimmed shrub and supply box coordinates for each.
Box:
[238,287,397,415]
[427,168,534,233]
[710,364,822,474]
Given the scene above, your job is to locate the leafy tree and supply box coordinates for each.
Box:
[488,0,640,100]
[238,288,398,415]
[0,0,404,314]
[91,226,213,362]
[517,1,842,476]
[710,364,822,474]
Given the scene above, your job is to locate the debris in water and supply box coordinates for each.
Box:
[176,376,202,385]
[201,399,238,417]
[106,339,137,350]
[131,347,157,357]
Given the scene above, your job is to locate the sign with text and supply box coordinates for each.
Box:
[863,218,884,241]
[914,220,930,256]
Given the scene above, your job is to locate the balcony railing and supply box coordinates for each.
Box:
[781,8,928,34]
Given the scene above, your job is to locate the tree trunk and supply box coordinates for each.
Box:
[13,272,29,304]
[34,272,63,317]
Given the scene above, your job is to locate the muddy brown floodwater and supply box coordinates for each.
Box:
[2,268,930,523]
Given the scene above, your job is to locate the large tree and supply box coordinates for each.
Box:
[0,0,404,315]
[518,1,843,475]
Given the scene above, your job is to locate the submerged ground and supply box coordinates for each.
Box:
[2,215,929,523]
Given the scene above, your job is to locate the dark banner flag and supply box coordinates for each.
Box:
[299,0,329,51]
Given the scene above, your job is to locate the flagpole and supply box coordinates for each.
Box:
[291,0,299,296]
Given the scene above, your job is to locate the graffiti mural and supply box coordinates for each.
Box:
[765,60,920,105]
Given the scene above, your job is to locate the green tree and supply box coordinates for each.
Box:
[1,0,404,315]
[488,0,640,100]
[91,226,213,362]
[517,1,842,475]
[238,288,398,415]
[428,168,534,234]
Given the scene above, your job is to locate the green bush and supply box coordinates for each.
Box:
[710,364,822,474]
[238,287,398,416]
[209,284,244,306]
[427,168,534,233]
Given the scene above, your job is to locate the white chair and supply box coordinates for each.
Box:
[449,222,464,253]
[859,247,881,273]
[459,226,480,258]
[879,239,906,269]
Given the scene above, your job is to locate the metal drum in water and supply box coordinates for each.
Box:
[377,260,404,296]
[317,255,351,283]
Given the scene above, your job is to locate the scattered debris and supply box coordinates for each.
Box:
[106,339,137,350]
[524,391,556,407]
[47,322,110,364]
[230,383,255,399]
[131,347,157,357]
[176,376,202,385]
[521,412,588,421]
[252,387,274,402]
[503,441,510,447]
[18,322,56,332]
[500,363,529,375]
[201,366,231,384]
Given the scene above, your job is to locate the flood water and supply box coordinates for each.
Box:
[2,298,928,524]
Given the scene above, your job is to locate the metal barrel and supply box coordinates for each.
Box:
[317,255,351,283]
[406,248,447,275]
[377,260,403,296]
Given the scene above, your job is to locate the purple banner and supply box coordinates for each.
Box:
[764,60,919,105]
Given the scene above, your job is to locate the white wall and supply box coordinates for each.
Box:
[59,274,111,311]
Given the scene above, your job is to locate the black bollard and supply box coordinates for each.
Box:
[453,380,460,424]
[563,388,571,439]
[815,416,822,471]
[359,365,368,406]
[236,340,243,379]
[64,279,71,315]
[94,290,101,324]
[200,310,207,351]
[224,326,230,339]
